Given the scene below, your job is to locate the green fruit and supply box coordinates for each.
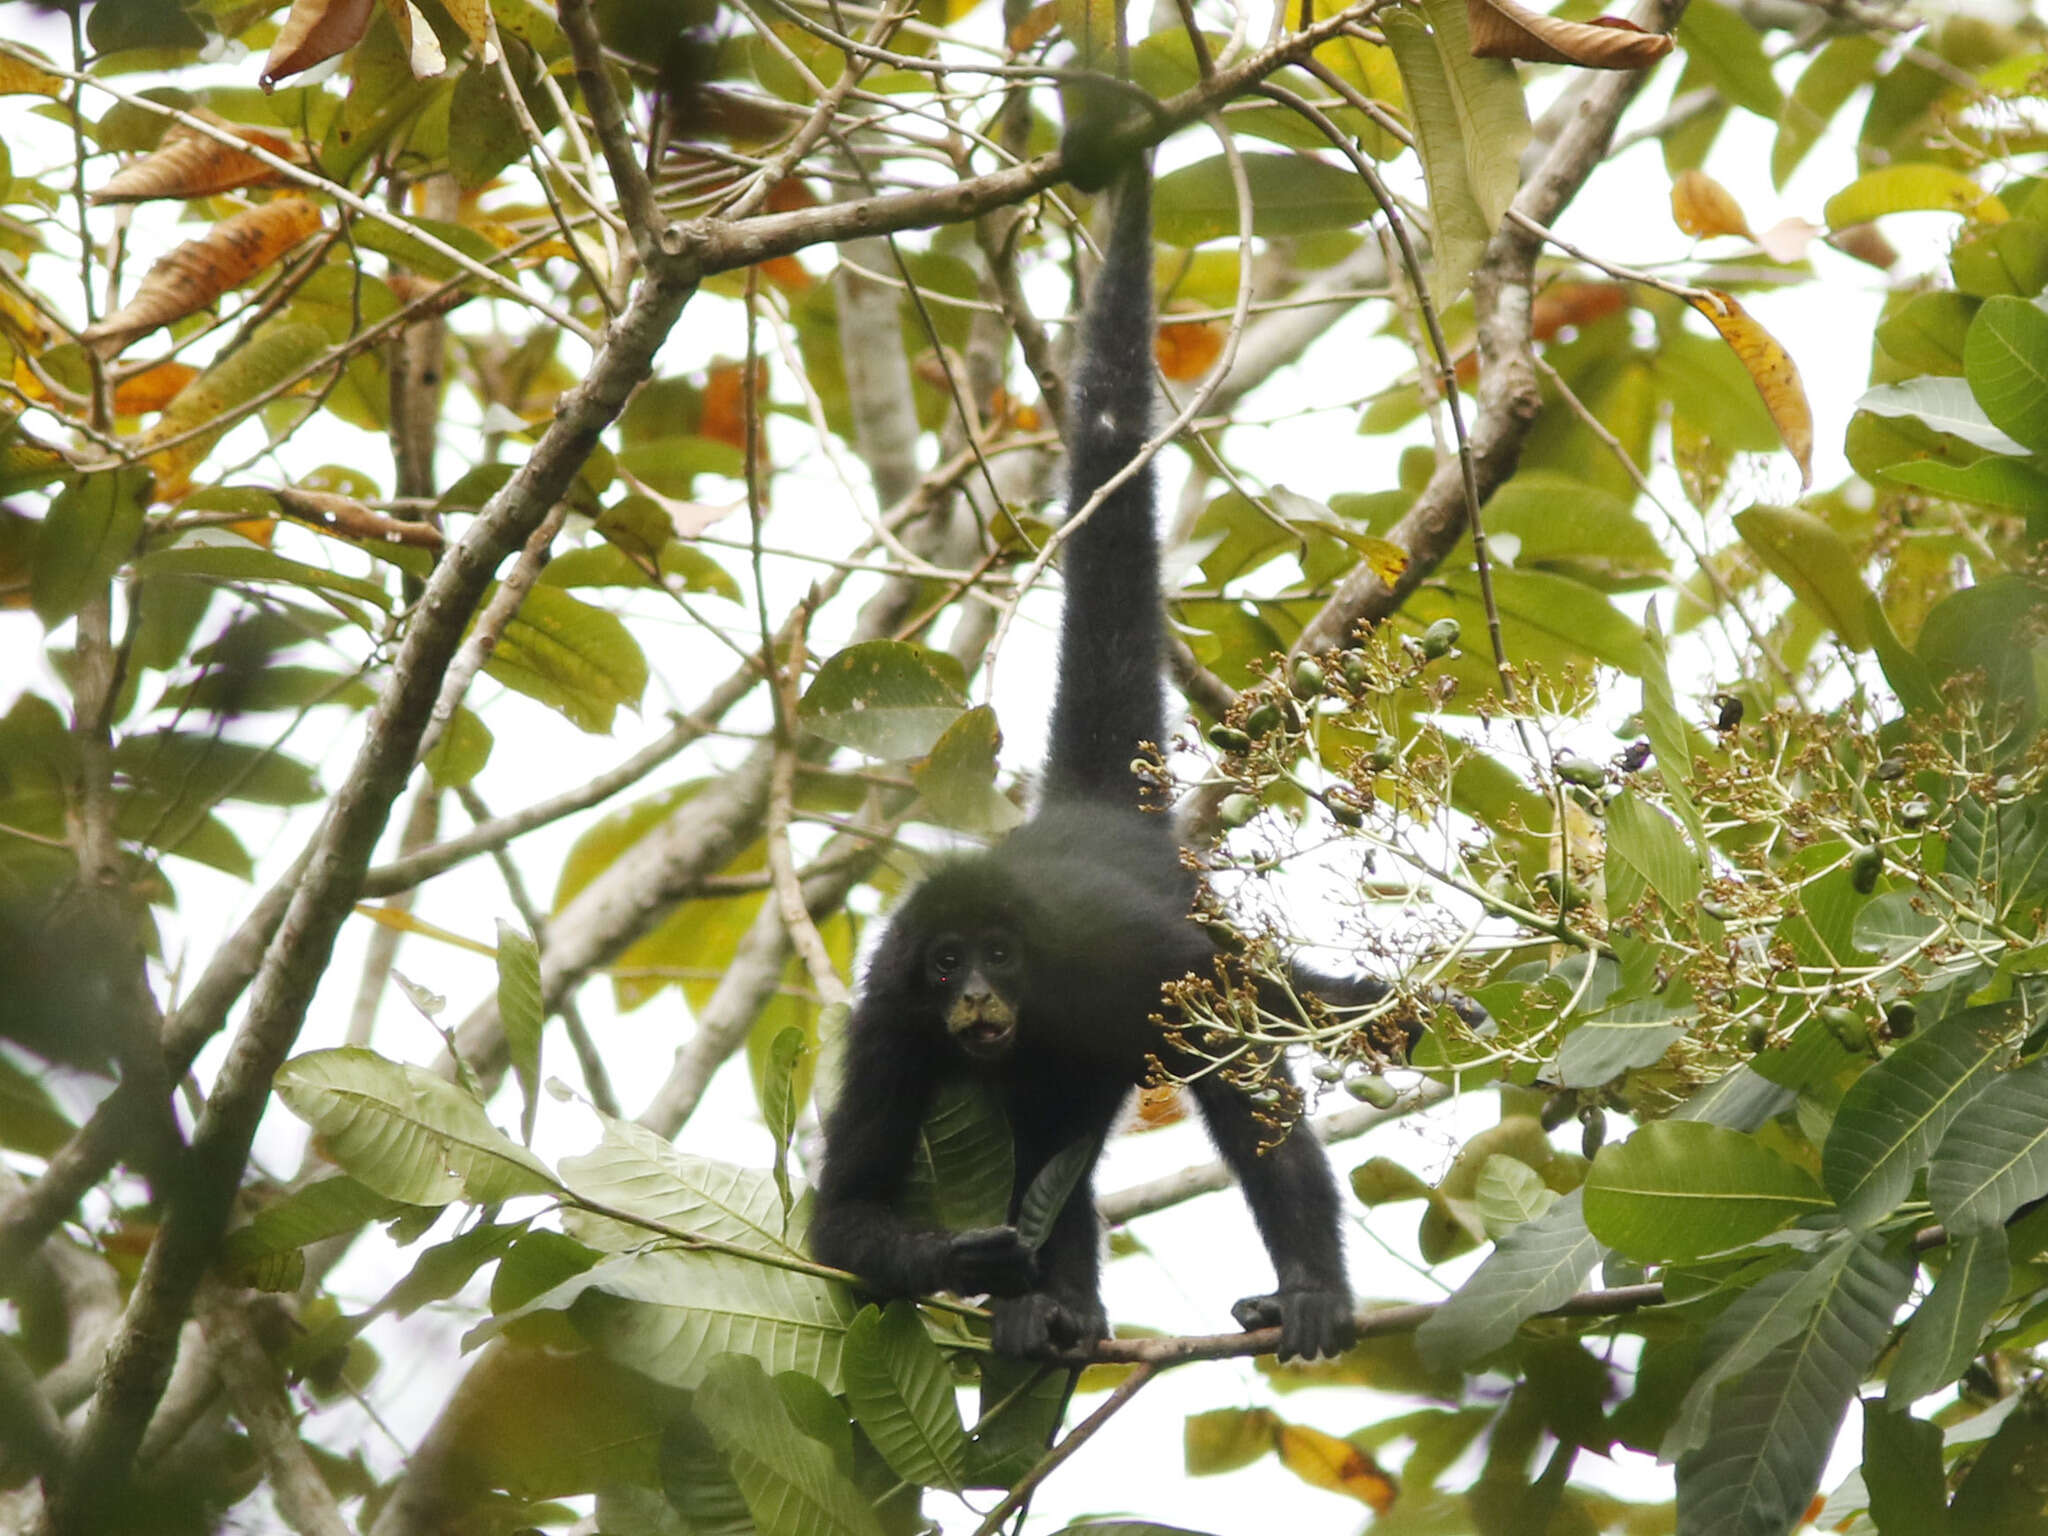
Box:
[1367,734,1399,771]
[1418,617,1460,660]
[1244,702,1284,740]
[1882,1002,1917,1040]
[1290,658,1326,699]
[1899,797,1933,830]
[1819,1006,1869,1053]
[1553,752,1605,790]
[1744,1023,1769,1053]
[1218,793,1260,829]
[1849,843,1883,895]
[1579,1109,1606,1160]
[1325,790,1365,827]
[1340,650,1371,690]
[1311,1061,1344,1084]
[1208,724,1251,754]
[1344,1074,1399,1107]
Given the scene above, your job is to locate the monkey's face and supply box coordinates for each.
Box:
[927,930,1022,1058]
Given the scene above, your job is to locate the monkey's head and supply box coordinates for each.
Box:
[925,929,1023,1058]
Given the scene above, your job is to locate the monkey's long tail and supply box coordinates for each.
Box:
[1042,160,1164,808]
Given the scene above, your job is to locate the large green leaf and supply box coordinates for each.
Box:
[275,1048,561,1206]
[799,640,967,761]
[1856,378,2029,455]
[1414,1189,1602,1368]
[1824,163,2003,227]
[1381,9,1495,308]
[1552,998,1690,1090]
[1605,790,1701,910]
[1583,1121,1832,1262]
[901,1077,1013,1232]
[485,583,649,734]
[1674,1238,1913,1536]
[694,1354,884,1536]
[1887,1230,2008,1408]
[842,1302,969,1492]
[31,468,150,626]
[1963,295,2048,453]
[1862,1401,1953,1536]
[1821,1005,2018,1224]
[1678,0,1783,117]
[1151,153,1371,247]
[560,1117,809,1259]
[1732,505,1873,650]
[1929,1056,2048,1233]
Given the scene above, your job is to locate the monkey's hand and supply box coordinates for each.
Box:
[991,1291,1108,1358]
[1232,1288,1357,1363]
[942,1226,1038,1298]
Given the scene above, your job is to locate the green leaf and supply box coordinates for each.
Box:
[496,921,543,1145]
[1677,0,1784,117]
[1732,505,1873,650]
[484,583,648,734]
[912,704,1021,833]
[799,640,967,760]
[1583,1121,1832,1263]
[659,1401,755,1535]
[1825,164,2003,228]
[1963,295,2048,453]
[559,1116,808,1259]
[137,541,394,612]
[1151,152,1372,247]
[842,1302,970,1491]
[1606,789,1701,909]
[1946,1388,2048,1530]
[693,1354,885,1536]
[1821,1004,2019,1225]
[1552,999,1689,1090]
[1773,36,1882,190]
[1856,378,2029,455]
[220,1175,415,1273]
[763,1024,806,1218]
[421,704,493,788]
[1876,289,1975,375]
[1414,1189,1602,1369]
[1951,218,2048,299]
[1880,456,2048,512]
[1863,1401,1953,1536]
[112,730,323,807]
[1674,1238,1914,1536]
[1016,1133,1101,1252]
[1381,7,1511,308]
[1887,1230,2007,1408]
[275,1047,561,1206]
[1474,1154,1557,1234]
[1637,609,1709,852]
[900,1077,1014,1233]
[32,468,150,626]
[1929,1056,2048,1233]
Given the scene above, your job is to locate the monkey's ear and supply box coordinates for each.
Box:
[1059,74,1152,194]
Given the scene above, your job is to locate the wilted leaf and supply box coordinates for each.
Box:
[1155,305,1226,381]
[0,50,66,97]
[1829,221,1898,270]
[1671,169,1751,238]
[263,0,378,89]
[1274,1422,1396,1510]
[1687,289,1813,487]
[111,361,200,415]
[82,199,326,358]
[1468,0,1673,69]
[93,115,308,203]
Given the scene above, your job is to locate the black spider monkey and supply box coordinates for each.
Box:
[811,125,1393,1365]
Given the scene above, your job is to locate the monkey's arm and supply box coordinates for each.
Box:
[810,1014,1036,1299]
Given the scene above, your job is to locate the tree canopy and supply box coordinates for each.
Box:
[2,0,2048,1533]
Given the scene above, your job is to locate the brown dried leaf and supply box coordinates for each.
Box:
[1466,0,1673,68]
[262,0,377,89]
[1274,1422,1397,1510]
[1531,281,1629,340]
[1155,303,1226,382]
[81,199,325,358]
[276,485,445,549]
[1688,288,1813,489]
[93,115,308,204]
[1671,169,1752,239]
[1830,221,1899,271]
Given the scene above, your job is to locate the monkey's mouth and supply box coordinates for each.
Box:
[947,1000,1018,1057]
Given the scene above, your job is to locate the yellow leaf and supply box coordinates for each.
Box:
[1687,289,1813,489]
[1671,169,1751,239]
[1274,1422,1397,1510]
[1823,164,2007,230]
[0,49,65,97]
[430,0,496,60]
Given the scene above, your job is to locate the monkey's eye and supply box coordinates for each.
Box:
[985,938,1012,967]
[932,943,964,974]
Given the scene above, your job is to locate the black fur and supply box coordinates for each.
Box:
[810,162,1357,1363]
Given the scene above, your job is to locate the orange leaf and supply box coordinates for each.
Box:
[1671,169,1752,239]
[80,198,325,358]
[1530,281,1628,341]
[93,114,308,204]
[263,0,378,88]
[112,361,200,414]
[1274,1423,1397,1510]
[1008,0,1060,50]
[1687,289,1813,489]
[1155,307,1226,382]
[698,360,766,452]
[1466,0,1673,68]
